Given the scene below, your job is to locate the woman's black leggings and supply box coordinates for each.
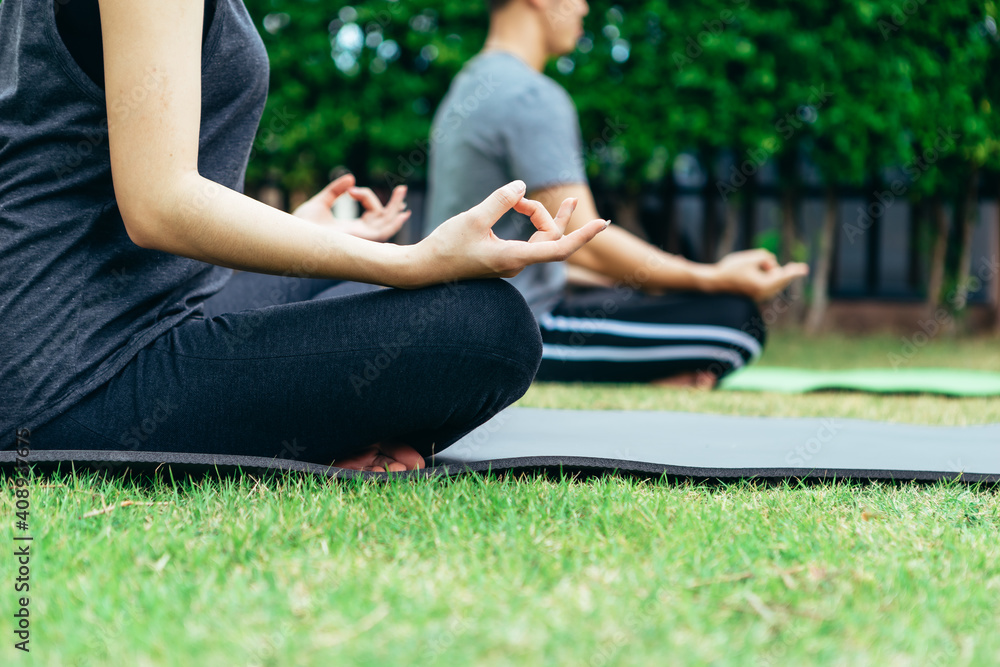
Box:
[28,274,543,465]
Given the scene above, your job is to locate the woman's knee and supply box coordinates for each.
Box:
[419,278,542,375]
[373,280,541,450]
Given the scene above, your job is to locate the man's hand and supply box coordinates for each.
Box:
[292,173,410,242]
[710,249,810,301]
[410,180,608,287]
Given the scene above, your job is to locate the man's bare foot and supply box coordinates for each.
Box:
[651,370,718,390]
[331,441,426,472]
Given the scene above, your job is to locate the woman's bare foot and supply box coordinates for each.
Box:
[331,441,426,472]
[651,370,718,390]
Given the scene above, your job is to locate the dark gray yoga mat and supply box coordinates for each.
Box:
[431,408,1000,482]
[2,409,998,482]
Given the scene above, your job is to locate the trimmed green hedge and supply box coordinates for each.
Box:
[244,0,999,200]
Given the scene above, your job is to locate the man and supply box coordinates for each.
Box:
[425,0,809,387]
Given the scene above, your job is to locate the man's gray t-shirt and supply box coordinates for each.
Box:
[424,52,588,316]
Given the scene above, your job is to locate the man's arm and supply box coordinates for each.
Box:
[531,184,809,300]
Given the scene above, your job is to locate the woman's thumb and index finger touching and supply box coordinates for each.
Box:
[468,180,609,265]
[467,180,530,227]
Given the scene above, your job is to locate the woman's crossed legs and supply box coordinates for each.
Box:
[30,275,542,470]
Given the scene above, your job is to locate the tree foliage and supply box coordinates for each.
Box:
[244,0,998,197]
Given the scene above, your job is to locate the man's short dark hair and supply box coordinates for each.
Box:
[488,0,515,11]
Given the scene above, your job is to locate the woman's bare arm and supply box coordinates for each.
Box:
[98,0,607,288]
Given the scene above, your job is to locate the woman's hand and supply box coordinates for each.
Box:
[292,173,410,242]
[407,180,609,288]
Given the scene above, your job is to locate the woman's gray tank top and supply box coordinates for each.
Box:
[0,0,269,441]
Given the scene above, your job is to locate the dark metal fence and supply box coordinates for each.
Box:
[259,178,999,307]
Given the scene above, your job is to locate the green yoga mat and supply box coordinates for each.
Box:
[719,367,1000,397]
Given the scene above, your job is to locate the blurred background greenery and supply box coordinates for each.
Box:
[242,0,1000,330]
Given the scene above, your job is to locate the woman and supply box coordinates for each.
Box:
[0,0,607,472]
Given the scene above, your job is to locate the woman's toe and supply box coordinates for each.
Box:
[381,442,426,470]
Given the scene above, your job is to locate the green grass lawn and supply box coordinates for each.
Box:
[3,331,999,666]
